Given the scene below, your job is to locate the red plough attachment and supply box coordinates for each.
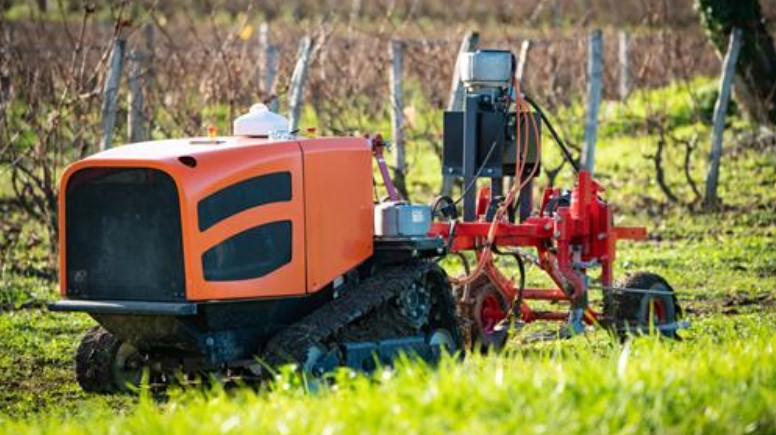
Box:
[428,169,647,328]
[401,48,682,349]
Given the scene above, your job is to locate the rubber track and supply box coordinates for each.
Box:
[261,262,430,369]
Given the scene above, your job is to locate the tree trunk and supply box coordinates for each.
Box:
[696,0,776,125]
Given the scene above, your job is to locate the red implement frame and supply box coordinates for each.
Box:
[427,170,646,324]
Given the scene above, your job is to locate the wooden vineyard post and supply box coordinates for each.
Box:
[618,30,630,101]
[442,31,480,196]
[127,50,149,143]
[100,38,126,151]
[259,23,280,112]
[582,29,603,174]
[705,28,743,211]
[389,39,408,199]
[447,31,480,111]
[288,36,313,132]
[516,39,532,85]
[0,27,10,112]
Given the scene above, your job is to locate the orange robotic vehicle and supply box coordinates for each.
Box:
[51,50,681,392]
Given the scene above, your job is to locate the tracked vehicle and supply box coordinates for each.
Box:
[50,49,681,392]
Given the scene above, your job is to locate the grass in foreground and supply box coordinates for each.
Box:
[0,313,775,434]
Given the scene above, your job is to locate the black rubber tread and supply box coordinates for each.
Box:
[602,271,681,339]
[425,265,464,354]
[261,261,461,371]
[453,274,509,353]
[336,264,462,353]
[75,326,122,393]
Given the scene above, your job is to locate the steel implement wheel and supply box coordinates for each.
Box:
[454,274,509,353]
[602,272,682,340]
[75,326,143,393]
[480,293,506,334]
[428,329,456,350]
[111,342,144,391]
[299,342,341,377]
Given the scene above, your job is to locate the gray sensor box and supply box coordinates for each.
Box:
[374,202,432,238]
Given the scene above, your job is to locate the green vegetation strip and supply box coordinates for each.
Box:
[0,313,774,434]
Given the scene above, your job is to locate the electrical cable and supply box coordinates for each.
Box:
[522,94,580,173]
[431,195,457,220]
[452,138,500,206]
[513,253,526,319]
[491,245,526,320]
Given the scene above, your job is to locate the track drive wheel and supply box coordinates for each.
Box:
[454,274,509,353]
[603,272,682,340]
[423,264,464,355]
[75,326,144,393]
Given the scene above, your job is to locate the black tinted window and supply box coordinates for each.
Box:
[202,221,292,281]
[198,172,292,231]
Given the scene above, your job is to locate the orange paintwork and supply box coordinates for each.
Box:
[612,226,648,241]
[58,135,374,302]
[299,138,374,292]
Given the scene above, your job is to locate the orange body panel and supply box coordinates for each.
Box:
[59,135,375,302]
[182,141,306,300]
[299,138,374,292]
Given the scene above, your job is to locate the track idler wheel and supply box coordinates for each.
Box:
[602,272,683,340]
[75,326,144,393]
[423,264,464,356]
[454,274,510,353]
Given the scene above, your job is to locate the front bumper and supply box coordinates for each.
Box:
[48,299,197,316]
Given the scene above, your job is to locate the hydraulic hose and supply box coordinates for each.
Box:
[523,94,580,173]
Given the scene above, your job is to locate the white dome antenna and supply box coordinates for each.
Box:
[233,104,290,137]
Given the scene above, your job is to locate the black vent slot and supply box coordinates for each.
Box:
[198,172,292,231]
[65,168,185,301]
[202,221,292,281]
